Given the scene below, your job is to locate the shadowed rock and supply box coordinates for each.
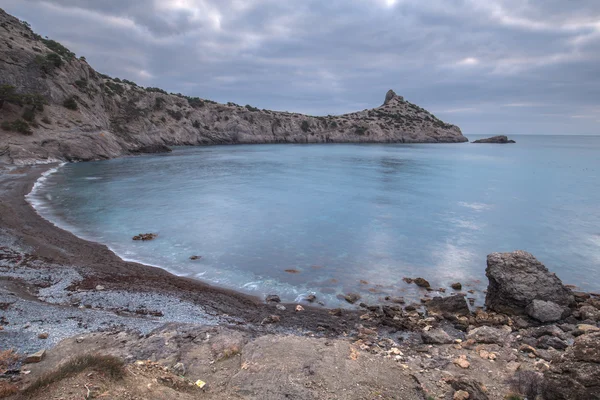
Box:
[427,295,470,316]
[484,251,574,319]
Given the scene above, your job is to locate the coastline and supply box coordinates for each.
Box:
[0,163,368,348]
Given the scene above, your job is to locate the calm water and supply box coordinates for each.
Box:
[30,135,600,306]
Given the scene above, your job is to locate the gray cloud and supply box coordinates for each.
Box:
[3,0,599,134]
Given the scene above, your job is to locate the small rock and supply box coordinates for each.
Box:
[422,328,454,344]
[478,350,489,359]
[576,324,599,333]
[262,315,281,324]
[466,326,511,344]
[427,295,470,316]
[172,362,186,376]
[24,349,46,364]
[526,299,568,323]
[306,294,316,303]
[37,332,49,339]
[454,390,470,400]
[295,305,304,312]
[579,305,600,321]
[265,295,281,303]
[414,277,431,288]
[344,293,361,304]
[132,233,157,241]
[451,282,463,291]
[189,255,201,260]
[329,308,342,316]
[453,355,470,369]
[519,344,538,356]
[276,304,286,311]
[403,277,414,284]
[95,285,105,291]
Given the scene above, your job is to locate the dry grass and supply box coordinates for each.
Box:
[0,350,19,374]
[0,381,19,398]
[19,354,124,398]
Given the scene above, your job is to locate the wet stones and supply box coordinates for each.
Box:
[132,233,157,241]
[451,282,463,291]
[189,255,201,260]
[414,278,431,288]
[265,295,281,303]
[344,293,361,304]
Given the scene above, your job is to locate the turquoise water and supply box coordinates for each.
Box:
[30,136,600,306]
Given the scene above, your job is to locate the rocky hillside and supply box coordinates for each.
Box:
[0,8,467,164]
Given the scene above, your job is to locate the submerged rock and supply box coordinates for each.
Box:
[484,251,574,316]
[344,293,361,304]
[132,233,158,241]
[413,278,431,288]
[451,282,462,291]
[472,135,515,144]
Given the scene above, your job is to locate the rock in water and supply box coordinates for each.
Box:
[484,251,573,316]
[543,332,600,399]
[413,277,431,288]
[132,233,158,241]
[472,135,516,144]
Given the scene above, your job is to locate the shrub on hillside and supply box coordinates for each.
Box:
[41,38,75,59]
[245,104,259,112]
[1,119,33,135]
[300,120,310,132]
[63,97,78,110]
[22,107,35,122]
[187,97,205,108]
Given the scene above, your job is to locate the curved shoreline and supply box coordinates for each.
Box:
[0,163,365,336]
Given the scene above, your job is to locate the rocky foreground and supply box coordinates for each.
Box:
[0,8,466,165]
[2,226,599,400]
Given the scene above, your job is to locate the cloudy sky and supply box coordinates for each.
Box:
[3,0,599,135]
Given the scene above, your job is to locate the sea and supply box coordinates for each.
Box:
[28,135,600,306]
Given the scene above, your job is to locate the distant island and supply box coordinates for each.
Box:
[472,135,516,144]
[0,8,467,165]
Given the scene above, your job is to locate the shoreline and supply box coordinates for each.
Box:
[0,163,370,349]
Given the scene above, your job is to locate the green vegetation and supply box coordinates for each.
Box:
[146,87,168,95]
[167,109,183,121]
[330,121,338,128]
[105,81,125,95]
[154,97,166,110]
[1,119,33,135]
[0,85,46,111]
[41,38,75,60]
[35,52,63,74]
[74,78,88,90]
[63,97,78,110]
[354,125,368,135]
[187,96,205,108]
[122,79,138,87]
[245,104,259,112]
[20,354,124,397]
[300,120,310,132]
[22,107,36,122]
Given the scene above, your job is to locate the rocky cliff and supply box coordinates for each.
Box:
[0,8,467,164]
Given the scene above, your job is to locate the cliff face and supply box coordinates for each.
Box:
[0,9,467,164]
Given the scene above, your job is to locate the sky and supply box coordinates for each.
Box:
[2,0,599,135]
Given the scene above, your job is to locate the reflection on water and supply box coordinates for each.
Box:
[29,136,600,306]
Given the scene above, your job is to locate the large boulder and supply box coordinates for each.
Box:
[543,332,600,399]
[485,251,574,317]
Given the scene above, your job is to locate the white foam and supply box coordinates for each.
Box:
[458,201,491,212]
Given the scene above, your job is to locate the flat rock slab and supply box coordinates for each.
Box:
[24,349,46,363]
